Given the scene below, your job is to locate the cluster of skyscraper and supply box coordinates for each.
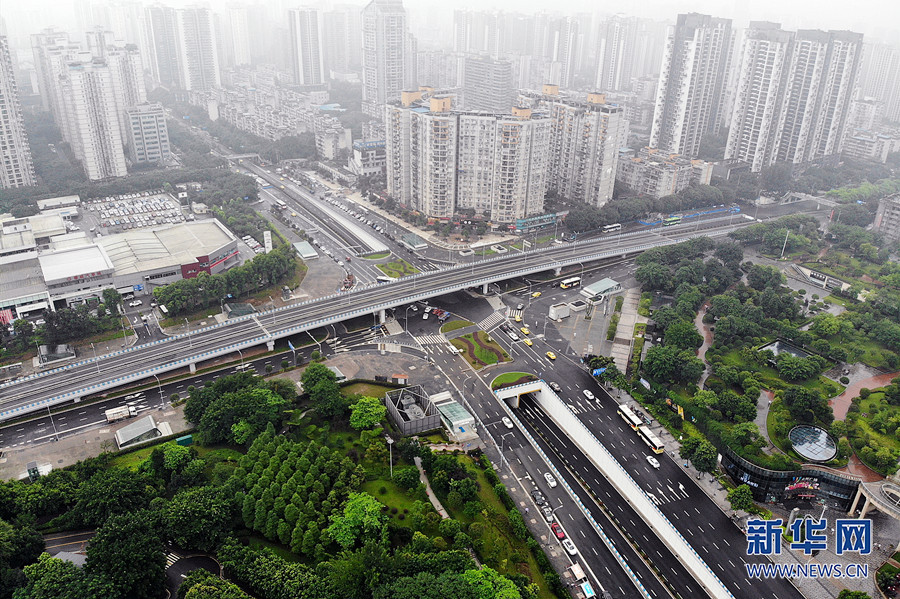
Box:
[31,28,168,181]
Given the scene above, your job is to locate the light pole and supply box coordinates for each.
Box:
[499,432,515,472]
[151,373,164,409]
[90,342,100,374]
[268,296,276,328]
[46,405,59,442]
[184,318,192,349]
[403,305,414,337]
[307,330,321,356]
[120,316,127,347]
[236,347,244,368]
[385,434,394,478]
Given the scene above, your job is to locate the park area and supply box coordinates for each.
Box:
[451,331,511,369]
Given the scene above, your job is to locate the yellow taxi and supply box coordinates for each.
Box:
[546,351,557,360]
[523,338,533,346]
[515,315,522,322]
[531,291,542,298]
[520,327,530,335]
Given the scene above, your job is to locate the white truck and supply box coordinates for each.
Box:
[104,406,137,423]
[549,302,570,320]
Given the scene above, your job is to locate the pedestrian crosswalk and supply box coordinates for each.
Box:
[415,334,446,345]
[165,551,180,567]
[478,311,506,330]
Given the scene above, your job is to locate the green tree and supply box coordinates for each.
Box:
[782,386,833,424]
[163,487,234,552]
[460,567,522,599]
[747,265,785,291]
[349,396,387,430]
[325,492,388,550]
[71,469,152,527]
[836,591,872,599]
[635,262,672,292]
[86,510,165,599]
[178,569,252,599]
[726,485,755,513]
[665,320,704,351]
[691,440,718,473]
[12,553,103,599]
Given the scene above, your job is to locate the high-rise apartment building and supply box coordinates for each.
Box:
[362,0,415,117]
[323,6,362,76]
[124,102,170,164]
[453,10,501,56]
[595,16,636,92]
[859,43,900,124]
[173,7,220,91]
[385,91,550,222]
[725,22,794,172]
[726,25,863,171]
[106,43,147,133]
[288,8,325,86]
[462,55,513,113]
[31,29,76,114]
[217,6,251,69]
[874,194,900,242]
[60,56,128,180]
[650,13,734,157]
[417,51,460,89]
[0,36,36,188]
[520,86,627,208]
[145,5,179,87]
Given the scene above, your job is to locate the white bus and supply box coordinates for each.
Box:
[273,199,287,211]
[560,277,581,289]
[158,305,169,316]
[617,404,643,431]
[376,276,393,283]
[602,223,622,233]
[638,425,665,454]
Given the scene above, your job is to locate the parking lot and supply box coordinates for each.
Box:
[82,190,186,236]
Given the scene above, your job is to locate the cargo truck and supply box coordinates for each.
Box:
[104,406,137,423]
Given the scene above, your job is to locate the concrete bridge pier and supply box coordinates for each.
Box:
[189,363,196,374]
[266,340,275,351]
[482,283,490,294]
[554,266,561,276]
[379,309,386,323]
[507,394,520,409]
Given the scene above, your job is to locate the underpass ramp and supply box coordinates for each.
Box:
[493,380,544,409]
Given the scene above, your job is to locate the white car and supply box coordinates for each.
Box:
[502,416,514,429]
[544,472,557,488]
[582,389,595,401]
[128,300,143,307]
[562,539,578,555]
[646,456,660,469]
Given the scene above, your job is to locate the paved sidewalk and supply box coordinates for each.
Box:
[414,456,450,519]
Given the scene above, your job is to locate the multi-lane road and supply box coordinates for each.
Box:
[424,291,802,599]
[0,219,745,421]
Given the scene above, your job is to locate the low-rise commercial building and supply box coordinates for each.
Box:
[616,147,712,198]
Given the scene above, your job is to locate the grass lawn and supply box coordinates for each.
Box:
[376,259,420,278]
[491,372,537,389]
[107,445,160,470]
[440,319,474,333]
[340,382,395,398]
[246,536,303,562]
[451,332,510,370]
[451,456,556,599]
[361,479,424,527]
[825,294,854,308]
[857,393,900,453]
[362,251,391,260]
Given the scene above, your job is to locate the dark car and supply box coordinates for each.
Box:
[530,489,546,506]
[551,522,565,540]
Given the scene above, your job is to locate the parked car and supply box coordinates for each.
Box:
[541,505,554,522]
[530,490,546,506]
[128,300,143,307]
[551,523,565,539]
[562,539,577,555]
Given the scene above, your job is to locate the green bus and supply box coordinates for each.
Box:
[662,216,682,226]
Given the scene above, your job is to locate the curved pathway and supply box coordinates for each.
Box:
[830,370,900,420]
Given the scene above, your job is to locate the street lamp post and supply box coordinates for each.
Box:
[269,296,276,327]
[403,305,414,337]
[307,330,321,356]
[236,348,244,368]
[46,405,59,442]
[184,318,192,349]
[499,432,515,472]
[385,435,394,478]
[151,373,164,409]
[90,342,100,374]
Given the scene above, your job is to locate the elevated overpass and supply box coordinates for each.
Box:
[0,219,744,422]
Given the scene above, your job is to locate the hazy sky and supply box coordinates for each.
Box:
[1,0,897,44]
